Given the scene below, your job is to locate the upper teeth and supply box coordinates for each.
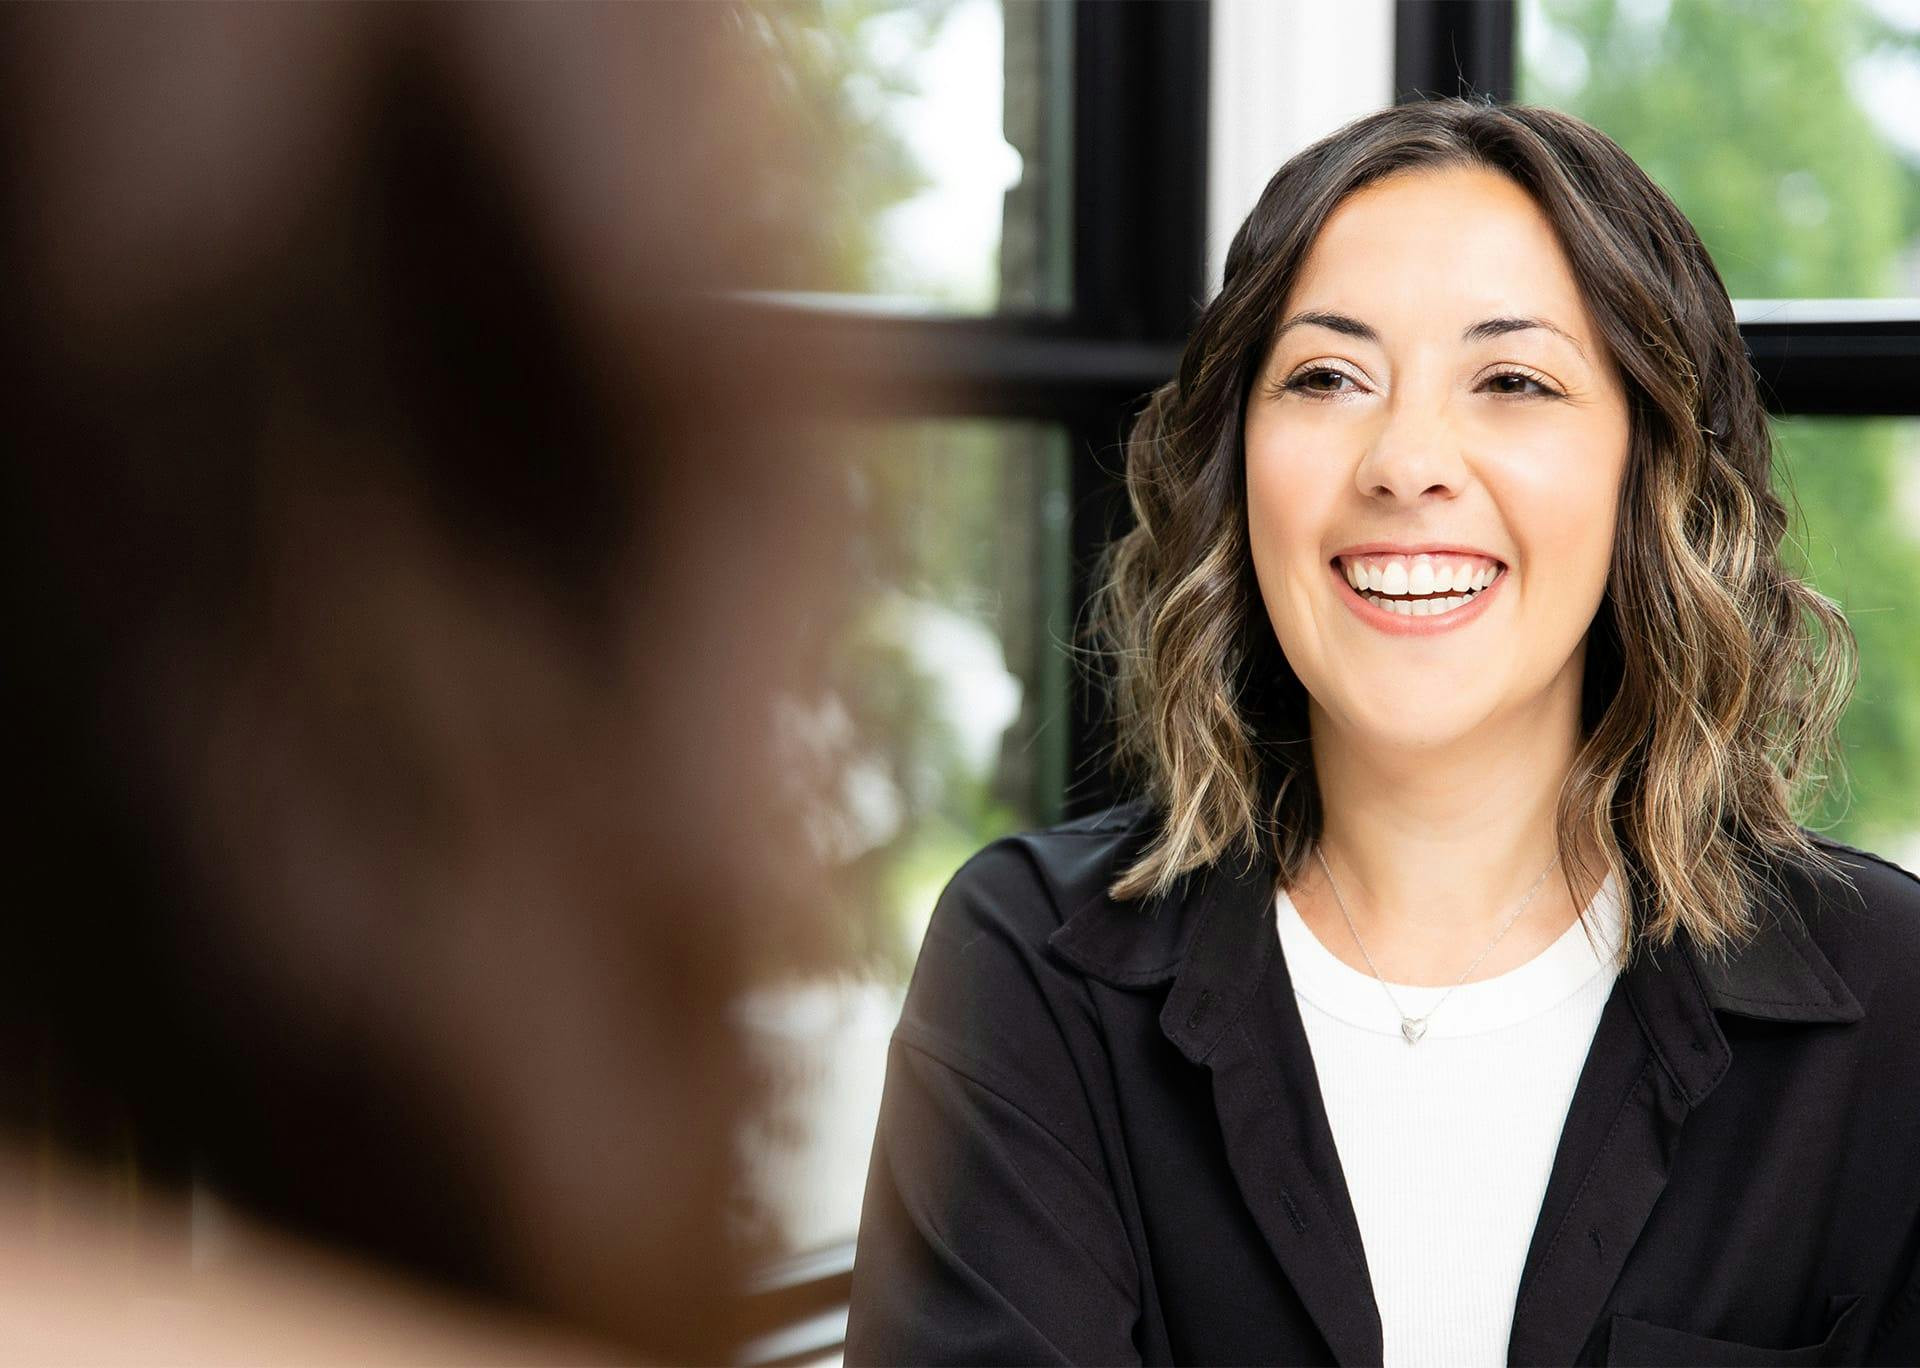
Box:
[1339,554,1501,597]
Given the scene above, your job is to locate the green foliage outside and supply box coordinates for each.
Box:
[736,0,962,295]
[1522,0,1920,855]
[819,421,1068,978]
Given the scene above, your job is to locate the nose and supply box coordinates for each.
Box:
[1352,390,1469,503]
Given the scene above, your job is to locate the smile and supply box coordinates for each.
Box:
[1329,552,1507,636]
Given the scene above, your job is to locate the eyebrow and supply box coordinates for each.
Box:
[1276,309,1590,362]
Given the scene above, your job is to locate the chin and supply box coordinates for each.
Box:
[1339,699,1489,752]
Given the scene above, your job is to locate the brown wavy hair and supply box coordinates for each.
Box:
[1090,97,1858,963]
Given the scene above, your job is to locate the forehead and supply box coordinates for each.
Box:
[1284,165,1598,340]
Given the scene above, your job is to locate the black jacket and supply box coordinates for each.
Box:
[845,797,1920,1366]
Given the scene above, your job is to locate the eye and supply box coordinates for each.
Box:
[1481,367,1563,398]
[1279,365,1365,400]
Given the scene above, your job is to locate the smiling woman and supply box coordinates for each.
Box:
[846,98,1920,1367]
[1241,164,1635,984]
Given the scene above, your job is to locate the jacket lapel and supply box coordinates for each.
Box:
[1502,925,1715,1365]
[1056,843,1385,1365]
[1504,862,1864,1365]
[1049,822,1866,1368]
[1170,855,1386,1366]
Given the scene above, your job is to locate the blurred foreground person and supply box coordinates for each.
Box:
[1,5,851,1361]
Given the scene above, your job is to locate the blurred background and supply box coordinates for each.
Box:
[735,1,1920,1362]
[5,2,1918,1364]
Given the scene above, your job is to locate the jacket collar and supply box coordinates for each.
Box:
[1046,821,1866,1038]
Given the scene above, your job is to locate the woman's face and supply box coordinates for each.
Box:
[1243,164,1631,753]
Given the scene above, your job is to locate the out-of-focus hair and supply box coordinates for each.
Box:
[0,5,851,1359]
[1090,98,1857,965]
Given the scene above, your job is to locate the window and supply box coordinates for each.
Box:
[1773,415,1920,867]
[739,419,1070,1260]
[1519,0,1920,299]
[732,6,1207,1362]
[744,0,1072,313]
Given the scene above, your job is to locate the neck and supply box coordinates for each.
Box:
[1303,684,1602,948]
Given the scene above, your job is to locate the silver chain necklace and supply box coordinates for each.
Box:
[1313,844,1560,1045]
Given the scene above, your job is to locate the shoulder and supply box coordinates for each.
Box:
[926,796,1161,947]
[1802,830,1920,900]
[1791,830,1920,1009]
[891,798,1160,1094]
[1795,830,1920,929]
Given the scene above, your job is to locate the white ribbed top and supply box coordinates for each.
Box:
[1274,869,1627,1368]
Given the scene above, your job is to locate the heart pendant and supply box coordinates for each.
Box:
[1401,1017,1428,1044]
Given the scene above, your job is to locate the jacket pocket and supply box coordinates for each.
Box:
[1606,1292,1865,1366]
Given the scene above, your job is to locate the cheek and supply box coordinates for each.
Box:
[1495,432,1627,615]
[1244,426,1336,609]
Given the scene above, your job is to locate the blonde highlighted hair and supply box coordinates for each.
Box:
[1089,98,1857,964]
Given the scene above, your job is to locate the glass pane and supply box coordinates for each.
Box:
[1772,415,1920,867]
[737,420,1072,1257]
[1518,0,1920,299]
[740,0,1073,314]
